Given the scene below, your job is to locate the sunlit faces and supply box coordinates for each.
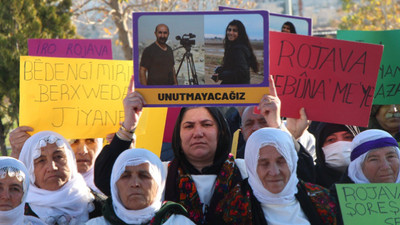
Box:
[70,139,99,173]
[375,105,400,135]
[227,25,239,41]
[33,143,70,191]
[116,163,158,210]
[257,145,290,194]
[180,108,219,167]
[362,147,400,183]
[0,175,23,211]
[155,24,169,45]
[281,24,291,33]
[241,107,267,141]
[323,131,354,147]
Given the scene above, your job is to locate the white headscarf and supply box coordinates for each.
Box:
[19,131,94,224]
[348,129,400,184]
[80,138,103,194]
[0,157,45,225]
[245,128,299,205]
[111,148,166,224]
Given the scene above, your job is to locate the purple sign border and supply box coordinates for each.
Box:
[132,10,270,94]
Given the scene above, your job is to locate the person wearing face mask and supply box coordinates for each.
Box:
[314,123,359,188]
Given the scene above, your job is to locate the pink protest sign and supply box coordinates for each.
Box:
[28,39,112,59]
[270,31,383,127]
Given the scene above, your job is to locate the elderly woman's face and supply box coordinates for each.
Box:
[257,145,290,194]
[0,175,23,211]
[116,163,158,210]
[33,143,70,191]
[362,147,399,183]
[180,108,218,167]
[375,105,400,134]
[70,139,99,173]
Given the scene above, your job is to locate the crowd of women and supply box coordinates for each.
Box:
[2,74,399,224]
[1,19,400,225]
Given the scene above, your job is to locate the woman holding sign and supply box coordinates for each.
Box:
[94,76,311,224]
[216,128,337,225]
[95,102,246,224]
[212,19,259,84]
[94,78,249,224]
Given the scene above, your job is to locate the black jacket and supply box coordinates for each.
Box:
[219,43,252,84]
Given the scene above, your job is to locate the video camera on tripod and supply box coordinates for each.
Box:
[175,33,199,85]
[176,33,196,51]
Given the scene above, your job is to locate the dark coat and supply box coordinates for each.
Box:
[219,43,252,84]
[216,179,337,225]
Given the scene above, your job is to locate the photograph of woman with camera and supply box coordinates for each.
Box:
[212,19,259,85]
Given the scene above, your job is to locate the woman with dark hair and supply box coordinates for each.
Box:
[94,91,246,224]
[281,21,297,33]
[213,19,259,84]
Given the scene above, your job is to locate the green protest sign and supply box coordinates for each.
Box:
[336,183,400,225]
[337,30,400,104]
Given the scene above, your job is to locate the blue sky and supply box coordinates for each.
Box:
[136,12,310,45]
[204,14,265,40]
[138,15,204,45]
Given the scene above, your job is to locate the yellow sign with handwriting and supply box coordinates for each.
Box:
[20,56,166,155]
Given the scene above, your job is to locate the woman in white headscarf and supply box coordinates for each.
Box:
[331,129,400,225]
[345,129,400,184]
[69,138,104,194]
[86,148,194,225]
[19,131,103,224]
[0,156,45,225]
[216,128,337,225]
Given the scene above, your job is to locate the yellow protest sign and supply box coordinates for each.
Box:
[20,56,166,156]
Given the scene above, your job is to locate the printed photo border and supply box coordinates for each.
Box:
[132,10,270,107]
[218,6,312,36]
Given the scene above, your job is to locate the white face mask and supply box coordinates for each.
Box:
[322,141,352,173]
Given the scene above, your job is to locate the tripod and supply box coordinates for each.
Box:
[175,46,199,85]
